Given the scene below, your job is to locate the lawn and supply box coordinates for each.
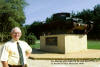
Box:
[30,40,40,48]
[88,40,100,49]
[30,40,100,49]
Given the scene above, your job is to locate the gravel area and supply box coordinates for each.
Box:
[1,59,100,67]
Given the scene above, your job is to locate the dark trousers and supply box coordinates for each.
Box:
[8,64,27,67]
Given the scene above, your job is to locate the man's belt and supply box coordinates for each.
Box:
[8,64,27,67]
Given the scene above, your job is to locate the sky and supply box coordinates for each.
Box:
[24,0,100,25]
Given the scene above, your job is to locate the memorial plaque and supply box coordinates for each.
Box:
[46,37,57,46]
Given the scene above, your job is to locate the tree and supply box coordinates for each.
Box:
[0,0,27,42]
[73,4,100,39]
[75,9,93,22]
[27,21,43,39]
[92,4,100,39]
[45,16,53,23]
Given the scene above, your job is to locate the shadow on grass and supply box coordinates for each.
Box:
[32,48,46,54]
[31,48,62,54]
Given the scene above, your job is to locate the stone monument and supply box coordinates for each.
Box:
[40,13,93,54]
[40,34,87,54]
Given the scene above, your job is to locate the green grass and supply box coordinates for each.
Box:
[88,40,100,49]
[30,43,40,48]
[30,40,100,49]
[30,40,40,48]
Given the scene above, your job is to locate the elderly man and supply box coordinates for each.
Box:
[0,27,32,67]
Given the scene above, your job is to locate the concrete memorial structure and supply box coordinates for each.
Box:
[40,13,93,54]
[40,34,87,54]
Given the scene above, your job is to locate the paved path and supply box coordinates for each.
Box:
[26,59,100,67]
[1,59,100,67]
[30,48,100,60]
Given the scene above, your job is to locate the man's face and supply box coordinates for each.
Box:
[11,29,22,41]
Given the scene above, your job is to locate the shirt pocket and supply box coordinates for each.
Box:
[8,47,19,57]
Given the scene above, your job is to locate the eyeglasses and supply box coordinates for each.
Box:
[12,32,21,35]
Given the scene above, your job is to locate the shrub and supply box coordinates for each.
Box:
[25,33,37,45]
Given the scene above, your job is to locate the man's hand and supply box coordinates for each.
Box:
[1,61,9,67]
[26,52,31,58]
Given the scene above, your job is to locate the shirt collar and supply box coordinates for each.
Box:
[11,39,20,42]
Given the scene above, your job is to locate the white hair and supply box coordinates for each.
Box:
[11,27,21,33]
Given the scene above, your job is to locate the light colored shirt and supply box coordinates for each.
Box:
[0,39,32,65]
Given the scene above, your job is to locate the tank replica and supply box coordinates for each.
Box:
[42,13,93,35]
[53,13,93,34]
[40,13,90,54]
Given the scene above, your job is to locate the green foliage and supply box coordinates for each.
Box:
[75,9,93,22]
[0,0,27,42]
[22,25,30,36]
[26,21,43,39]
[25,33,37,45]
[73,4,100,39]
[93,4,100,28]
[45,16,53,23]
[32,21,43,25]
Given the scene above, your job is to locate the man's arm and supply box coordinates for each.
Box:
[1,61,9,67]
[25,42,32,58]
[26,51,31,58]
